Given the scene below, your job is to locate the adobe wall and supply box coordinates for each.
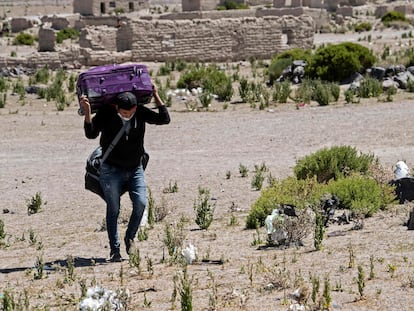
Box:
[161,7,327,31]
[73,0,149,16]
[128,16,314,62]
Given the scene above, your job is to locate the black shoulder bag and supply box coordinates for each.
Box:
[85,121,149,199]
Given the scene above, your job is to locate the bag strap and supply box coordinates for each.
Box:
[101,120,130,164]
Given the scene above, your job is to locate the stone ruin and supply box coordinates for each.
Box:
[1,5,316,69]
[4,0,405,69]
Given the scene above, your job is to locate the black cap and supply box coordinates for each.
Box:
[116,92,137,110]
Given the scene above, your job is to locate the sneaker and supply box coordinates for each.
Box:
[124,236,133,255]
[110,251,122,262]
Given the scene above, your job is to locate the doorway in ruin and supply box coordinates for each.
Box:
[281,29,293,47]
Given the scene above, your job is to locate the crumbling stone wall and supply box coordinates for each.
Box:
[129,16,314,62]
[73,0,149,16]
[38,27,56,52]
[375,4,413,18]
[182,0,217,11]
[161,7,327,29]
[79,26,118,51]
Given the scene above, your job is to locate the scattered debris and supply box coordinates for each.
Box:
[79,287,129,311]
[181,243,197,264]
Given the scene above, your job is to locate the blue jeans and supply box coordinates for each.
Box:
[99,162,147,253]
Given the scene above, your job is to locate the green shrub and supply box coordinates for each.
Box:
[313,80,330,106]
[157,62,174,76]
[194,187,215,230]
[381,11,407,25]
[217,0,249,10]
[344,88,358,103]
[293,78,314,104]
[0,76,9,92]
[68,73,77,92]
[358,76,382,98]
[0,93,7,108]
[272,80,291,103]
[407,79,414,92]
[246,177,325,229]
[27,192,43,215]
[33,65,50,84]
[0,218,5,240]
[177,65,233,101]
[14,32,35,45]
[12,78,25,98]
[354,22,372,33]
[268,58,292,85]
[56,28,80,44]
[307,43,376,82]
[329,82,340,101]
[294,145,375,183]
[268,48,312,84]
[326,175,396,217]
[239,77,250,102]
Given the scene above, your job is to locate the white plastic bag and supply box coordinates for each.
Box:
[394,160,410,179]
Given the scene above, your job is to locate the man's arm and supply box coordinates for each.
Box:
[80,96,100,139]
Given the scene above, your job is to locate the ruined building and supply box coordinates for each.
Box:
[73,0,149,16]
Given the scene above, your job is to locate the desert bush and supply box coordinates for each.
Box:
[12,78,25,95]
[56,27,79,44]
[272,80,291,103]
[358,76,382,98]
[0,76,8,92]
[329,82,340,101]
[68,73,77,92]
[14,32,35,45]
[194,187,215,230]
[307,42,376,82]
[381,11,408,25]
[163,220,186,258]
[238,77,250,102]
[27,192,43,215]
[314,209,325,251]
[217,0,248,10]
[268,58,292,85]
[294,145,375,183]
[407,79,414,92]
[293,78,313,104]
[35,66,50,84]
[0,93,6,108]
[177,65,233,101]
[313,80,330,106]
[198,91,212,108]
[268,206,314,246]
[157,62,174,76]
[344,88,358,103]
[246,177,325,229]
[326,175,396,217]
[268,48,312,84]
[354,22,372,33]
[0,218,5,240]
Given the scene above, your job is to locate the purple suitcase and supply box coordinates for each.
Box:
[76,63,153,115]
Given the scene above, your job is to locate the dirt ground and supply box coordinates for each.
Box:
[1,71,414,310]
[2,2,414,309]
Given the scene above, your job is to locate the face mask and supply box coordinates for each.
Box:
[118,113,134,122]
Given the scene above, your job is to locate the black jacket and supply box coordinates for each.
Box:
[84,104,170,169]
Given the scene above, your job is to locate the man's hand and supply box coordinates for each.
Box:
[152,85,165,107]
[80,95,92,123]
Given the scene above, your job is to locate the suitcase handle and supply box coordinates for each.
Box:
[95,66,144,83]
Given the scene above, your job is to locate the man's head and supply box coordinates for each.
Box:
[116,92,137,110]
[116,92,137,120]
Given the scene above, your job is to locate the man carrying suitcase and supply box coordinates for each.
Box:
[80,86,170,262]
